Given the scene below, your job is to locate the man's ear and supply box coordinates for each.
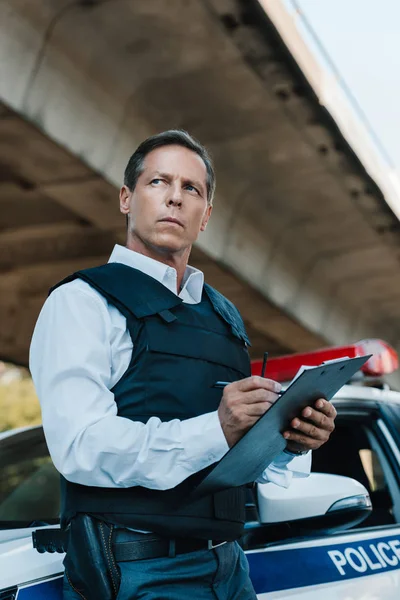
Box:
[200,204,212,231]
[120,185,132,215]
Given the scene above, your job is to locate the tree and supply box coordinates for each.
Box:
[0,365,41,432]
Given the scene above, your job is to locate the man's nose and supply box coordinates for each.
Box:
[166,183,183,207]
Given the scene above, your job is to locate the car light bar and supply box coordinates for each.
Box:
[251,339,399,382]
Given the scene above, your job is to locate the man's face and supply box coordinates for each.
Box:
[120,145,212,256]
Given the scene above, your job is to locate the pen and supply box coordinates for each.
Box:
[212,381,233,389]
[212,381,284,395]
[213,351,269,389]
[261,351,268,378]
[212,352,274,389]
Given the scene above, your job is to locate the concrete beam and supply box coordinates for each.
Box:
[41,178,122,230]
[0,223,117,270]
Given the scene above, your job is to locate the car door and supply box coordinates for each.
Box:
[246,397,400,599]
[0,427,63,597]
[312,398,400,528]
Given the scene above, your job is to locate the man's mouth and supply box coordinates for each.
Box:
[159,217,184,227]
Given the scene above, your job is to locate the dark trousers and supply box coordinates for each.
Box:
[63,540,257,600]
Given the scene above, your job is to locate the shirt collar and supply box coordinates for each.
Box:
[108,245,204,303]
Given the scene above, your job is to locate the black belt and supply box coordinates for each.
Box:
[112,530,227,562]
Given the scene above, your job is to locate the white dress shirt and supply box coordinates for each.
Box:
[30,245,310,492]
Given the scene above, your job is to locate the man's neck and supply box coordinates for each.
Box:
[126,237,190,293]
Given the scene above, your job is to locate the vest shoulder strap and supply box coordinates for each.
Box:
[50,263,183,319]
[203,283,251,346]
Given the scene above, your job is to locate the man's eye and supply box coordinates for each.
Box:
[151,178,161,185]
[185,184,198,194]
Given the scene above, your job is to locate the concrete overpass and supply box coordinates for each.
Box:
[1,0,399,381]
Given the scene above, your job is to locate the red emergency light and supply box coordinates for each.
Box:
[251,339,399,383]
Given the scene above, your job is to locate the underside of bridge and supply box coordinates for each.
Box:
[0,100,319,364]
[1,0,400,375]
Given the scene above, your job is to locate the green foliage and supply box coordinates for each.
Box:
[0,373,42,432]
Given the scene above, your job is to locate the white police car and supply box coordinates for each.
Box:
[1,340,400,599]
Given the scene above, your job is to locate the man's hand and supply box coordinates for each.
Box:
[284,398,336,453]
[218,376,281,448]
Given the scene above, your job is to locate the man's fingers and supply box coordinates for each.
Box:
[220,377,282,448]
[236,376,282,394]
[245,401,273,417]
[242,389,279,405]
[227,388,278,406]
[293,407,335,433]
[289,418,329,440]
[283,399,337,452]
[313,398,337,419]
[284,431,324,450]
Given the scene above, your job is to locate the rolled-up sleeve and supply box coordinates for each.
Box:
[256,451,311,488]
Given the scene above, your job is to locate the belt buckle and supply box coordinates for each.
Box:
[207,540,227,550]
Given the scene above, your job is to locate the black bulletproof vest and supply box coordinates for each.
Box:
[51,263,251,540]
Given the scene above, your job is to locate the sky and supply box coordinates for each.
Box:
[283,0,400,173]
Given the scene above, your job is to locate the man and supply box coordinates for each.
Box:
[30,130,336,600]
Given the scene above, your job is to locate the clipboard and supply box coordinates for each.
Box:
[191,354,371,498]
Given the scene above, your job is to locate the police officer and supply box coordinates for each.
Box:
[30,130,336,600]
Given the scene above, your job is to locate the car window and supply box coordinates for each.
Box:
[0,435,60,526]
[311,416,395,528]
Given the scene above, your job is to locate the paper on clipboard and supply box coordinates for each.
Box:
[287,356,351,386]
